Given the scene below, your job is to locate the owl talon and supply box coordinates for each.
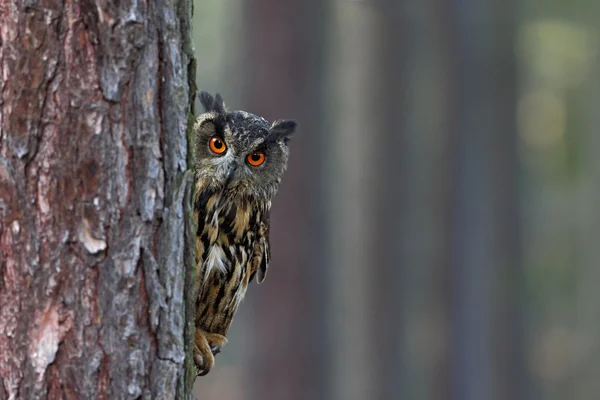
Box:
[194,353,212,376]
[194,330,228,376]
[194,331,214,376]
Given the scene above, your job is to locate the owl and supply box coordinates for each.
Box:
[192,92,296,376]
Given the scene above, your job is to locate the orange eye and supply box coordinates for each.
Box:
[247,151,266,166]
[209,136,227,154]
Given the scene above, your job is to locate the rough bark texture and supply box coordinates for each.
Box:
[0,0,196,398]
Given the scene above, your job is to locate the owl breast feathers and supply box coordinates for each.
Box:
[192,92,296,376]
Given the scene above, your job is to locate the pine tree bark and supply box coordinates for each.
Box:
[0,0,197,398]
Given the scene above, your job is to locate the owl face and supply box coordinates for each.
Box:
[194,92,296,200]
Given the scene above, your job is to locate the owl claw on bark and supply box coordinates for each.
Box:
[194,329,228,376]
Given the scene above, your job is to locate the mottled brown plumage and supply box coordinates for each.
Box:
[192,92,295,376]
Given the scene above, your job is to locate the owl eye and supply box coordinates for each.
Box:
[247,151,266,166]
[209,136,227,154]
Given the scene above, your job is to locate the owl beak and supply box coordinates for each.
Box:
[225,164,238,188]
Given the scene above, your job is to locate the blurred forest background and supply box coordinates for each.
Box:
[192,0,600,399]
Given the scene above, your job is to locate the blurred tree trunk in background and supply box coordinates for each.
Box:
[324,2,450,399]
[348,0,528,399]
[576,1,600,397]
[0,0,196,398]
[440,1,528,399]
[234,0,528,399]
[369,1,452,399]
[240,1,329,400]
[325,4,383,400]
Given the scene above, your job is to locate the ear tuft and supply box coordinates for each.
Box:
[199,91,214,111]
[199,91,226,114]
[269,120,297,144]
[271,120,297,135]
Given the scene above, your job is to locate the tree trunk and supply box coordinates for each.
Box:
[0,0,196,398]
[326,3,387,399]
[240,1,329,399]
[440,1,528,399]
[370,0,453,398]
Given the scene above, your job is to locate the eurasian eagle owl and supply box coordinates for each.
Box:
[192,92,296,376]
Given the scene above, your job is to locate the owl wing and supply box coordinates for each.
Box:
[250,212,270,284]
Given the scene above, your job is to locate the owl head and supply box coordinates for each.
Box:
[194,92,297,200]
